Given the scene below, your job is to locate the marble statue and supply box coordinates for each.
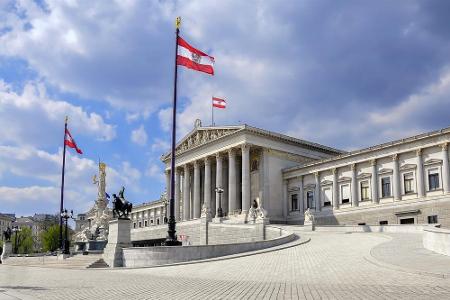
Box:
[304,208,315,224]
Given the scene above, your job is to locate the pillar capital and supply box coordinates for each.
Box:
[331,168,337,174]
[215,152,223,160]
[165,169,170,175]
[183,164,190,171]
[204,156,211,165]
[193,160,199,168]
[228,148,236,156]
[314,171,320,179]
[370,159,377,166]
[392,154,399,161]
[241,143,250,151]
[442,142,449,151]
[416,148,423,156]
[350,163,356,171]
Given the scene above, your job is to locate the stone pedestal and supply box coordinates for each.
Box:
[0,241,12,263]
[103,219,131,267]
[303,221,314,231]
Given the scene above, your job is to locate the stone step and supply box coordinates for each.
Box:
[87,258,109,268]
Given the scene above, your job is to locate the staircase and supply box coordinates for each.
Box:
[3,254,106,269]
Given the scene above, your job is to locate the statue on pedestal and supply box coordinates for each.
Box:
[2,227,11,242]
[112,186,133,219]
[74,162,113,244]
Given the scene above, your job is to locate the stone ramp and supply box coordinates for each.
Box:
[2,254,104,269]
[370,232,450,278]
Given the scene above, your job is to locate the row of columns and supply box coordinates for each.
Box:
[165,144,252,221]
[284,143,450,216]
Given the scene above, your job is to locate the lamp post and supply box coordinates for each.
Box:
[60,209,74,255]
[215,187,224,218]
[12,226,21,254]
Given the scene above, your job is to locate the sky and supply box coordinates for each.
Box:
[1,0,450,218]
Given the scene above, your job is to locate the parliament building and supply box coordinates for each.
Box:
[130,121,450,232]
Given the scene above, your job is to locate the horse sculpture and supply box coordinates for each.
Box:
[112,186,132,219]
[2,227,12,242]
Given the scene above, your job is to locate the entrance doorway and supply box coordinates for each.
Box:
[400,218,415,224]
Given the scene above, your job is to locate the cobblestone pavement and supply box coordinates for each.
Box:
[2,230,450,299]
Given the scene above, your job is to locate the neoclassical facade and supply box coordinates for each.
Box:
[130,122,450,235]
[283,127,450,226]
[160,122,342,223]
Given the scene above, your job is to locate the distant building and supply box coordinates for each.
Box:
[0,213,14,241]
[12,214,58,250]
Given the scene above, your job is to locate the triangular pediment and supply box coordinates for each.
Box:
[424,159,443,166]
[400,163,416,171]
[162,125,243,159]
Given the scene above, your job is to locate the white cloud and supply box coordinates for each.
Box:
[0,81,116,147]
[130,125,148,146]
[121,161,141,183]
[151,138,170,153]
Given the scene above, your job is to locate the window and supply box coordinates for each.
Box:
[404,173,414,194]
[133,223,136,229]
[428,215,438,224]
[323,188,332,207]
[360,181,370,201]
[157,219,160,225]
[400,218,415,224]
[381,177,391,197]
[291,194,299,211]
[428,170,440,191]
[306,191,315,209]
[150,219,154,224]
[144,220,148,227]
[358,223,366,226]
[341,184,350,204]
[138,221,142,228]
[379,220,388,225]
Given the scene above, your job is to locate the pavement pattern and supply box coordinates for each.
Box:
[2,228,450,299]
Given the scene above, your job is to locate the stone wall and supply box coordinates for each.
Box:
[294,196,450,227]
[208,223,264,245]
[131,219,201,245]
[122,227,295,268]
[423,227,450,256]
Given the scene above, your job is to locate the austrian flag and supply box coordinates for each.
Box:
[212,97,226,109]
[64,129,83,154]
[177,36,214,75]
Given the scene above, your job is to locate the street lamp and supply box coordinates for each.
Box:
[11,226,21,254]
[60,209,74,255]
[215,187,224,218]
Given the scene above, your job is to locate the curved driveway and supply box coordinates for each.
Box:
[2,230,450,299]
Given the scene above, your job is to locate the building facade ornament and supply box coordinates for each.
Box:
[416,148,422,156]
[442,142,449,151]
[370,159,377,166]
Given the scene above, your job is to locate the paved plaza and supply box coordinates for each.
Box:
[2,228,450,299]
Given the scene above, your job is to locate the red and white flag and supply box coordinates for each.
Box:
[212,97,226,109]
[65,128,83,154]
[177,36,214,75]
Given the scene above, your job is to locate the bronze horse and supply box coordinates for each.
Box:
[112,187,132,219]
[2,227,12,242]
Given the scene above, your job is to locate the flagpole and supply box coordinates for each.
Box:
[59,116,68,250]
[166,17,182,246]
[211,102,214,126]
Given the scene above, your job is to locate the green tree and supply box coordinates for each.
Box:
[12,227,34,254]
[40,225,61,252]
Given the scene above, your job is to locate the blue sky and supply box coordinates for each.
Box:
[1,0,450,217]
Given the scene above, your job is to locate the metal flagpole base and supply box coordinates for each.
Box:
[165,216,181,246]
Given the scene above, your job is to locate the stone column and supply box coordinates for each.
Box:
[371,160,379,204]
[416,149,425,198]
[314,172,321,211]
[298,175,305,213]
[242,144,251,214]
[215,153,223,217]
[351,164,359,207]
[282,179,288,219]
[228,149,237,215]
[175,168,181,221]
[204,157,211,211]
[183,164,190,221]
[393,154,401,200]
[332,168,339,209]
[442,143,450,193]
[193,161,201,219]
[165,170,170,199]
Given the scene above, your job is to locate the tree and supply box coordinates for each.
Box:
[40,225,61,252]
[13,227,34,254]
